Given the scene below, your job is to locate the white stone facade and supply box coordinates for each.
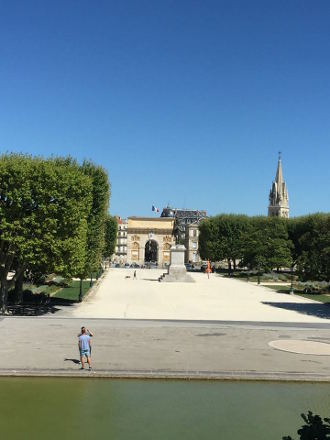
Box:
[113,218,127,263]
[184,223,200,263]
[127,217,175,267]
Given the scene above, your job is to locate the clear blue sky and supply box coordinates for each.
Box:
[1,0,329,218]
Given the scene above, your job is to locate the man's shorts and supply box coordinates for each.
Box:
[80,349,90,358]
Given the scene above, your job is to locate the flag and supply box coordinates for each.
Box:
[152,205,159,213]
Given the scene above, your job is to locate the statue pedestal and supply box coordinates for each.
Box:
[159,245,194,283]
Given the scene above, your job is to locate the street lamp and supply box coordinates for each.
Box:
[289,264,294,295]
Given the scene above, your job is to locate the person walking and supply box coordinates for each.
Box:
[133,270,137,280]
[78,326,92,370]
[205,260,212,279]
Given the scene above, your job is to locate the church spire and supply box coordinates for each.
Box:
[268,153,289,218]
[275,151,283,185]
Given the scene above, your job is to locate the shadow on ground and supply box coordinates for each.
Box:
[7,298,77,316]
[64,358,80,365]
[263,301,330,320]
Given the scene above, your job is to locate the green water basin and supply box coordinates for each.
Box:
[1,378,329,439]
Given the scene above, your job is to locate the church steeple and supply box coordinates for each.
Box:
[275,151,283,185]
[268,153,289,218]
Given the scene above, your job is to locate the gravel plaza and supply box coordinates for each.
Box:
[70,268,330,324]
[1,268,330,381]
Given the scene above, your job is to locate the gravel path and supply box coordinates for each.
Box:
[68,269,330,323]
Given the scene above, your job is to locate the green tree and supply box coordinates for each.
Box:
[283,411,330,439]
[199,218,220,261]
[199,214,250,274]
[241,216,292,273]
[0,154,92,312]
[78,161,110,300]
[103,215,117,260]
[288,214,330,281]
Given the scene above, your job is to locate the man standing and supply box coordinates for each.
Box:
[78,327,93,364]
[78,326,92,370]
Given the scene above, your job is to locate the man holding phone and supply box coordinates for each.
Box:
[78,326,93,370]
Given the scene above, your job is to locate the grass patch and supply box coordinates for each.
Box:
[53,280,91,301]
[265,284,330,304]
[22,283,61,295]
[226,271,297,283]
[295,293,330,304]
[265,284,293,293]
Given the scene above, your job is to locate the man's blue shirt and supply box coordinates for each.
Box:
[79,334,90,351]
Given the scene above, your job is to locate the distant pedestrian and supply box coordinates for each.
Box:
[133,270,137,280]
[78,326,92,370]
[206,260,212,279]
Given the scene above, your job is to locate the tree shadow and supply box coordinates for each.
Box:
[50,297,77,307]
[262,301,330,320]
[8,304,59,316]
[7,297,78,316]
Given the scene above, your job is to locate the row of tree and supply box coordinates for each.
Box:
[0,153,117,313]
[199,213,330,281]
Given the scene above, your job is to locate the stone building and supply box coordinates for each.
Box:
[268,155,289,218]
[113,217,127,263]
[160,206,207,242]
[184,223,200,263]
[127,217,175,267]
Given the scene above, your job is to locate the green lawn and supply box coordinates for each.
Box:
[53,280,92,301]
[228,272,295,283]
[265,284,330,304]
[23,283,61,295]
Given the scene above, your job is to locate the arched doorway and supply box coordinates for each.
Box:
[145,240,158,263]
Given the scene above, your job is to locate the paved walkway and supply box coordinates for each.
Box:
[1,317,330,381]
[68,269,330,323]
[2,269,330,381]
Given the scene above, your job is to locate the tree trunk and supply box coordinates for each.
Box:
[13,270,24,304]
[0,253,15,314]
[79,278,83,302]
[90,274,93,287]
[0,279,9,314]
[227,258,232,276]
[257,265,261,285]
[233,259,237,271]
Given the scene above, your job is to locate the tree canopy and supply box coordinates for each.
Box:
[288,213,330,281]
[0,153,111,312]
[199,212,329,281]
[283,411,330,440]
[241,216,292,272]
[103,215,117,259]
[79,161,110,278]
[199,214,249,273]
[199,214,292,273]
